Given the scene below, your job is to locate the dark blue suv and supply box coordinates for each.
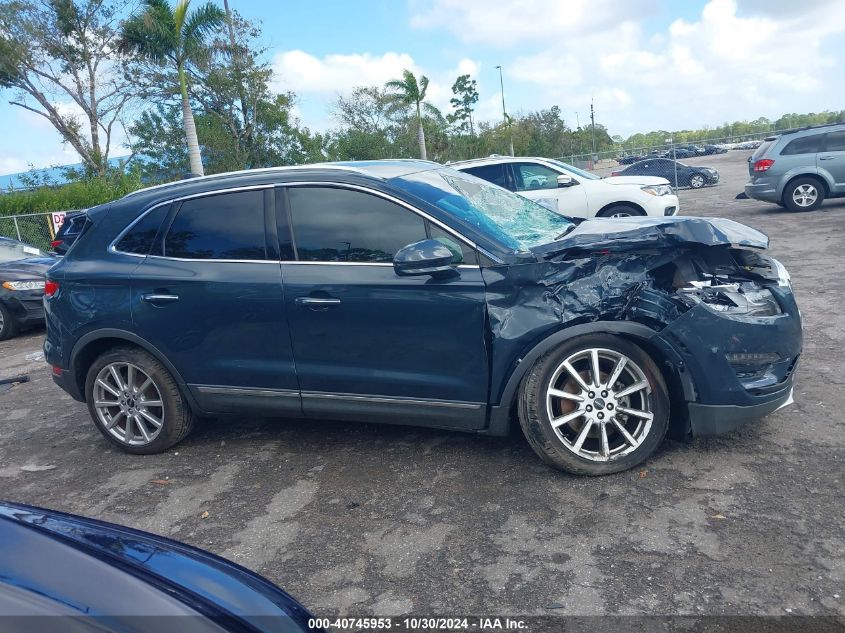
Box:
[44,161,802,475]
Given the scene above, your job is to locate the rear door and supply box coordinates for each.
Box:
[129,187,300,415]
[277,184,489,430]
[821,130,845,193]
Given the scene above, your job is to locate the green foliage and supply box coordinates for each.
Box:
[448,74,479,136]
[0,169,143,216]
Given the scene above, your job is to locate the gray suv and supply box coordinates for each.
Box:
[745,122,845,211]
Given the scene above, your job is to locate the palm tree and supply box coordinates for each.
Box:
[120,0,225,176]
[385,70,439,160]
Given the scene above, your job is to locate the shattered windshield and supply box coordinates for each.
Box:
[393,168,573,251]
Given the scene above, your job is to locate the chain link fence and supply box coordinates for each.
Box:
[0,211,76,251]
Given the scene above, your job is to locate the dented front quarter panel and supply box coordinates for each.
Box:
[482,215,802,430]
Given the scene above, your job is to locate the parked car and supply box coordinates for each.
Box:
[0,236,55,340]
[51,211,87,254]
[45,161,801,475]
[668,148,697,159]
[617,155,644,165]
[744,122,845,211]
[612,158,720,189]
[702,144,728,155]
[451,156,679,218]
[0,501,324,631]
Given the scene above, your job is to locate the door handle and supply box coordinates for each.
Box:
[141,293,179,303]
[295,297,341,307]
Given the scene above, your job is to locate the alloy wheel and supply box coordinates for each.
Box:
[792,184,818,208]
[545,348,653,462]
[93,362,164,446]
[690,174,705,188]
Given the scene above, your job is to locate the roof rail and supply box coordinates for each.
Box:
[121,164,374,200]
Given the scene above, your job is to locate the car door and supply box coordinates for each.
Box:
[509,161,589,217]
[277,184,489,430]
[128,186,300,416]
[820,130,845,193]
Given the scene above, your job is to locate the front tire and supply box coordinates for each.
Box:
[688,173,706,189]
[0,303,19,341]
[85,347,194,454]
[596,204,645,218]
[783,177,825,212]
[518,334,670,475]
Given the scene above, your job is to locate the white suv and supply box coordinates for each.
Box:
[451,156,680,219]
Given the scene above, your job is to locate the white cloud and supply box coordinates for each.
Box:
[272,50,420,95]
[0,157,28,174]
[411,0,845,134]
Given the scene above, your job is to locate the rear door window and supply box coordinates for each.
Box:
[824,130,845,152]
[164,190,266,260]
[781,134,825,156]
[460,164,511,190]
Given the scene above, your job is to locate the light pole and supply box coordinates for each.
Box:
[496,65,514,157]
[665,135,678,190]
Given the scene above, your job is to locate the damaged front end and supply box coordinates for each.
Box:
[484,217,802,439]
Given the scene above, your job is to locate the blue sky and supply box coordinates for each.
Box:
[2,0,844,175]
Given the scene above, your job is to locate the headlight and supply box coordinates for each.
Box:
[2,280,45,291]
[679,282,781,317]
[771,258,791,288]
[641,184,673,196]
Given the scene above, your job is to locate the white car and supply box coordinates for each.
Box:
[451,156,680,219]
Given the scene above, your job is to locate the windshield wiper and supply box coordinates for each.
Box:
[554,224,577,240]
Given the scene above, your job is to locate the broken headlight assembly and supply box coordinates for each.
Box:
[678,280,782,317]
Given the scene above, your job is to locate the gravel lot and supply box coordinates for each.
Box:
[1,151,843,618]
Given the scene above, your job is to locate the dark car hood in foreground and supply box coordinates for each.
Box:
[0,256,56,280]
[0,502,320,632]
[534,216,768,258]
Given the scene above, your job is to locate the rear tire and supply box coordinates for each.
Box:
[85,346,194,454]
[782,177,825,212]
[597,205,645,218]
[0,303,19,341]
[518,334,670,475]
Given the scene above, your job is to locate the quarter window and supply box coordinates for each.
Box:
[513,163,561,192]
[288,187,427,263]
[781,134,824,155]
[116,204,170,255]
[164,190,266,260]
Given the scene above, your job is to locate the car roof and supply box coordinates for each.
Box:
[122,160,442,201]
[448,156,560,168]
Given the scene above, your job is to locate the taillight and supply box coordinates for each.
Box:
[45,280,60,296]
[753,159,775,172]
[51,239,62,249]
[611,171,620,176]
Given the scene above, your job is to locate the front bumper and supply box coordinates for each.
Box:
[0,292,45,326]
[644,194,680,217]
[654,285,802,437]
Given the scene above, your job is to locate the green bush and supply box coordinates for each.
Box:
[0,169,145,216]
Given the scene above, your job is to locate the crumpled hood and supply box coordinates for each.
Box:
[602,175,670,186]
[0,256,56,279]
[534,216,768,257]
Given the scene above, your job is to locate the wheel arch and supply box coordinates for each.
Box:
[69,329,198,410]
[596,201,646,217]
[777,170,832,199]
[486,321,695,438]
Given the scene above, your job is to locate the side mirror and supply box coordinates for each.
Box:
[393,239,455,277]
[556,174,576,188]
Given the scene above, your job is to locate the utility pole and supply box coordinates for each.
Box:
[590,98,597,159]
[496,65,514,157]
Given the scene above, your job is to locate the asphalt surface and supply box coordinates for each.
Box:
[1,151,843,618]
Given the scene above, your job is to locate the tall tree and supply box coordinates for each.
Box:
[119,0,225,176]
[384,70,438,160]
[0,0,134,175]
[447,74,479,137]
